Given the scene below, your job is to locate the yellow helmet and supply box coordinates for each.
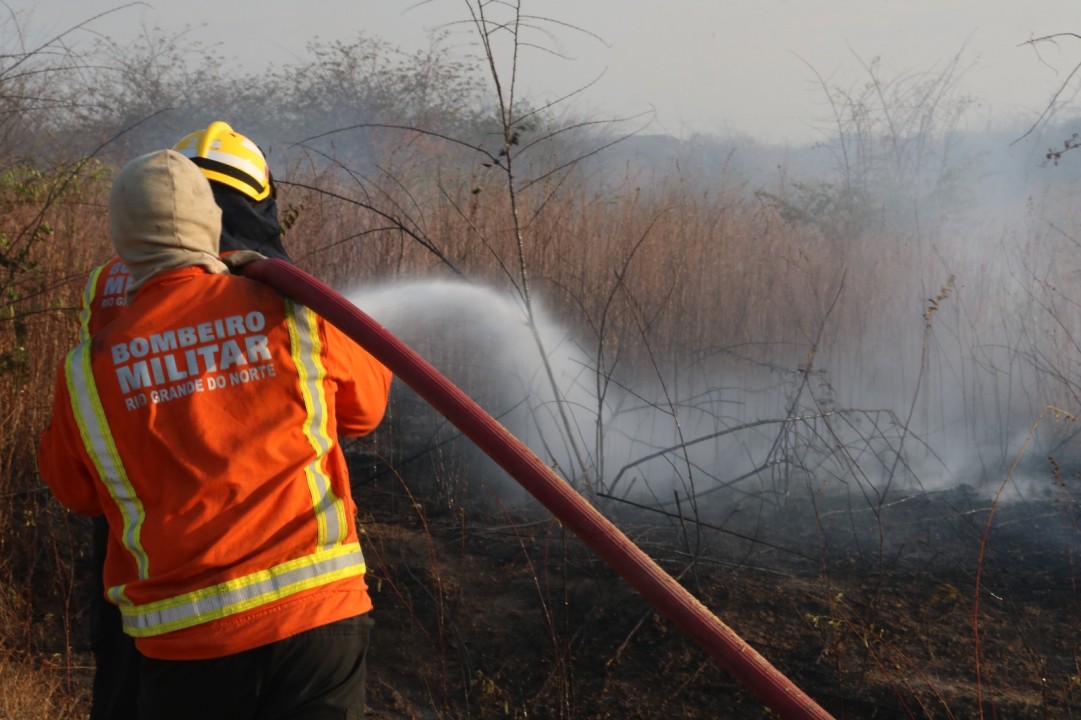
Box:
[172,121,271,201]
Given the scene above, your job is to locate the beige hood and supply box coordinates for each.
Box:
[108,148,228,294]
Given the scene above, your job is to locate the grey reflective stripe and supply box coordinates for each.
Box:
[121,543,366,636]
[65,344,150,578]
[285,300,347,550]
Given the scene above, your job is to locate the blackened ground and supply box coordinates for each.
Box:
[349,448,1081,720]
[31,439,1081,719]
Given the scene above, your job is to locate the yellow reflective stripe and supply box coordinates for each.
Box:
[119,543,366,637]
[285,300,347,551]
[78,265,105,342]
[106,584,129,606]
[64,345,150,578]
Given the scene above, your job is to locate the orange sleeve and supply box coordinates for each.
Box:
[37,360,104,516]
[322,320,392,438]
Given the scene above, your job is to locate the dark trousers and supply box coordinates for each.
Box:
[138,613,374,720]
[89,515,141,720]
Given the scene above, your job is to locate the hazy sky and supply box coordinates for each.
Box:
[12,1,1081,144]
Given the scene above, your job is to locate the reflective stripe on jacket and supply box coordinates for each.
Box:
[40,266,392,659]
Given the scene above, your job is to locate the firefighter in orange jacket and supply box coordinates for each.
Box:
[77,122,298,720]
[39,148,392,718]
[80,121,290,339]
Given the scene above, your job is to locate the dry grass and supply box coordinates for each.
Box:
[6,4,1081,715]
[0,652,87,719]
[4,126,1081,715]
[0,161,111,714]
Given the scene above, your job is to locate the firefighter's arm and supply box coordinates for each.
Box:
[37,362,104,516]
[323,321,392,437]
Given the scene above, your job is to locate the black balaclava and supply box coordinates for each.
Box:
[211,184,291,261]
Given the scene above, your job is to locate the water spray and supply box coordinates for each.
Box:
[238,258,835,720]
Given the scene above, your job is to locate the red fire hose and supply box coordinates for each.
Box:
[240,258,835,720]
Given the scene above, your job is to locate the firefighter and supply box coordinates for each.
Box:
[80,120,290,340]
[76,121,295,720]
[39,148,392,718]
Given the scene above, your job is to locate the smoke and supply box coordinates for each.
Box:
[339,273,1076,575]
[343,279,895,512]
[346,280,751,497]
[345,280,593,503]
[324,117,1081,578]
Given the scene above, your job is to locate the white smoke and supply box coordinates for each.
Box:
[343,279,805,509]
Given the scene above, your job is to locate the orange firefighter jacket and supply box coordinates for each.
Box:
[39,265,392,660]
[78,254,251,338]
[79,256,131,339]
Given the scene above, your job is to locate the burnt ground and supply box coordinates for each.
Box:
[348,443,1081,720]
[23,439,1081,719]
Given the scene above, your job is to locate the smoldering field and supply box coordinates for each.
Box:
[335,127,1081,714]
[4,11,1081,718]
[350,174,1081,571]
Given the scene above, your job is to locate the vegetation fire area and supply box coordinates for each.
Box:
[5,3,1081,718]
[344,447,1081,719]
